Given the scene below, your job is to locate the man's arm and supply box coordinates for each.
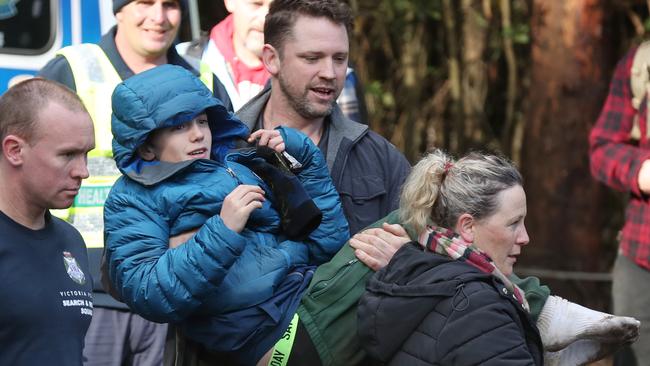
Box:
[589,46,650,196]
[269,127,351,264]
[345,136,410,270]
[350,223,410,271]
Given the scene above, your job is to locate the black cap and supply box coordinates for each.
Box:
[113,0,187,14]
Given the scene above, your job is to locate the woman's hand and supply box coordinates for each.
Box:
[349,223,411,271]
[248,129,285,153]
[221,185,266,233]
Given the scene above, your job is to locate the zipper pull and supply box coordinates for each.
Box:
[225,165,243,185]
[281,151,303,170]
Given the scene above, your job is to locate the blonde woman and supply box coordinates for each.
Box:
[358,150,640,365]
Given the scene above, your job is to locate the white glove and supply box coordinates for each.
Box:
[537,296,640,365]
[544,339,623,366]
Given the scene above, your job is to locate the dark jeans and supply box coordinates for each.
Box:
[612,254,650,365]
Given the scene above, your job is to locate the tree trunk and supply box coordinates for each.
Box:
[520,0,615,309]
[442,0,463,153]
[461,0,490,149]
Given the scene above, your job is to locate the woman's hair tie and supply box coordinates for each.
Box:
[441,161,453,183]
[444,162,453,174]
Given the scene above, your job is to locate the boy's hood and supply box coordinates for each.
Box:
[111,64,249,185]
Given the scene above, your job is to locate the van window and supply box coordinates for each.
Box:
[0,0,55,55]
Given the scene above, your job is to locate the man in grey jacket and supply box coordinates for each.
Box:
[231,2,414,363]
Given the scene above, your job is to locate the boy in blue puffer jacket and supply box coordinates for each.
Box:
[102,64,349,364]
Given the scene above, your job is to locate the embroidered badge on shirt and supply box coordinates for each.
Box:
[63,251,86,285]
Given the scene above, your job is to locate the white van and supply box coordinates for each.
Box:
[0,0,207,94]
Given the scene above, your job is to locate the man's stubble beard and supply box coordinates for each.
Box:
[277,70,335,120]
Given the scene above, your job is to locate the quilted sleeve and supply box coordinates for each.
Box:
[278,127,350,264]
[103,184,247,323]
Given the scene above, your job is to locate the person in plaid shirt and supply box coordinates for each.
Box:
[590,45,650,364]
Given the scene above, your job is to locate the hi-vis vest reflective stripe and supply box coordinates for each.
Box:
[49,44,214,249]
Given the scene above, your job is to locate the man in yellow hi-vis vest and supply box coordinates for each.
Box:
[38,1,232,364]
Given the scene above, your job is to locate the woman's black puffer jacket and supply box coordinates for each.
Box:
[358,242,543,366]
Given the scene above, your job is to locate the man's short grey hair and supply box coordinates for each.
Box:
[0,78,88,144]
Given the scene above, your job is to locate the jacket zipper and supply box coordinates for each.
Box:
[308,258,359,298]
[225,166,244,185]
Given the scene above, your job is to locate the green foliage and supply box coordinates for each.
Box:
[352,0,536,159]
[502,23,530,44]
[365,81,395,109]
[644,17,650,32]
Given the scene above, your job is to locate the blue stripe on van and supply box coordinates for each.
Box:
[60,0,72,46]
[82,0,101,42]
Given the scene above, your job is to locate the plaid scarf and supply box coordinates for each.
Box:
[418,226,530,312]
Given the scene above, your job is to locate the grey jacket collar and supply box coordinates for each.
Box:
[236,87,368,171]
[125,160,196,186]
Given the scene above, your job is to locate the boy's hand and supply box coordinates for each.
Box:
[221,185,266,233]
[248,129,285,153]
